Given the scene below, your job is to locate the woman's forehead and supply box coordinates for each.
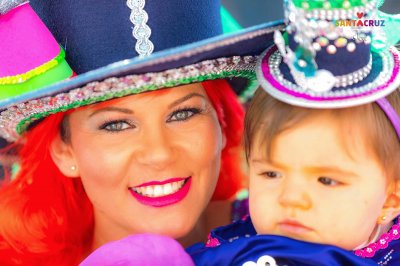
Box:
[79,83,206,112]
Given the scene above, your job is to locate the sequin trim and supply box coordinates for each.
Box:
[0,56,257,142]
[0,48,65,85]
[294,0,377,20]
[354,219,400,258]
[126,0,154,57]
[0,0,28,15]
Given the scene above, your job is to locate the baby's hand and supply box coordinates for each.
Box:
[80,233,194,266]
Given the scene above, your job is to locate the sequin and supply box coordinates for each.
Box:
[317,37,329,47]
[327,45,337,54]
[334,37,348,48]
[347,42,356,52]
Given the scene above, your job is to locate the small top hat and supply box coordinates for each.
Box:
[0,0,284,141]
[256,0,400,138]
[257,0,400,108]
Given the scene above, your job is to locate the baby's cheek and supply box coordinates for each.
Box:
[249,193,274,234]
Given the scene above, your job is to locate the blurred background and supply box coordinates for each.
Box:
[223,0,400,28]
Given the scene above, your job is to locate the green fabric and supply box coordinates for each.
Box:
[0,60,73,99]
[371,10,400,52]
[220,6,242,33]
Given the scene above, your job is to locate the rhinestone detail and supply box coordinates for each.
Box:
[258,45,400,106]
[271,49,372,88]
[127,0,154,57]
[0,56,257,142]
[300,0,377,20]
[0,0,27,15]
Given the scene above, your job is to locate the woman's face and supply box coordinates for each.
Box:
[55,84,224,246]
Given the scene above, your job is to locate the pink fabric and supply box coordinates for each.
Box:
[355,220,400,258]
[80,234,194,266]
[0,3,60,77]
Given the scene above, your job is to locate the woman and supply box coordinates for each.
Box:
[0,0,283,264]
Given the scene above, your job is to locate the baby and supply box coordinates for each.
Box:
[188,87,399,266]
[188,0,400,264]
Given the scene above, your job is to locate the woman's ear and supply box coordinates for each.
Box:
[379,180,400,224]
[50,133,80,178]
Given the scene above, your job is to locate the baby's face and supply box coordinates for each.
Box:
[248,114,391,250]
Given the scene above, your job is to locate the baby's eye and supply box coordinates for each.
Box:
[100,120,133,132]
[168,108,201,122]
[318,177,340,186]
[261,171,283,179]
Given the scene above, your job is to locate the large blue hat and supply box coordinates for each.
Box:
[0,0,284,141]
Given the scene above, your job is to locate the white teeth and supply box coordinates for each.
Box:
[145,186,153,196]
[132,180,186,197]
[163,183,173,195]
[154,185,163,197]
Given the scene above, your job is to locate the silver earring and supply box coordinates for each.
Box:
[71,165,76,171]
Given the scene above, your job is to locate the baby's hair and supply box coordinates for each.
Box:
[244,87,400,181]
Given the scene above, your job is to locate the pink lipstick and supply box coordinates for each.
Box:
[129,177,191,207]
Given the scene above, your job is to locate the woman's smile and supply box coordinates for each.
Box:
[129,177,192,207]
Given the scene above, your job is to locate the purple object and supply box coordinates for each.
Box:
[80,234,194,266]
[376,97,400,139]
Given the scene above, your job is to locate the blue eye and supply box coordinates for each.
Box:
[261,171,283,179]
[100,120,133,132]
[168,108,201,122]
[318,177,340,186]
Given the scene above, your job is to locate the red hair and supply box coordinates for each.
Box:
[0,79,245,265]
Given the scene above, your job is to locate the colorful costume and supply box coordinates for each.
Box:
[187,217,378,266]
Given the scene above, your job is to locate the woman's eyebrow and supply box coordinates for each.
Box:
[89,106,134,118]
[168,93,206,108]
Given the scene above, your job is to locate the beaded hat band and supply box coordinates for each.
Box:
[0,55,257,141]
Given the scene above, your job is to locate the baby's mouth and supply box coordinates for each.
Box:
[130,177,190,198]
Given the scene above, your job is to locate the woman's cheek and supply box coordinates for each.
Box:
[77,146,129,187]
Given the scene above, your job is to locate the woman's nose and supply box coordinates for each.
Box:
[134,126,175,169]
[278,179,312,211]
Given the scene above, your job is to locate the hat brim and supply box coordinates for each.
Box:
[257,44,400,109]
[0,21,285,141]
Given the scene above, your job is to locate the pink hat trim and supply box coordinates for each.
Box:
[0,3,60,77]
